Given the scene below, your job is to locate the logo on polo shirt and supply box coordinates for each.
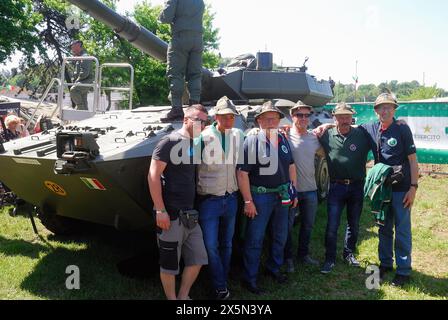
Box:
[349,144,357,152]
[281,145,289,154]
[387,138,398,147]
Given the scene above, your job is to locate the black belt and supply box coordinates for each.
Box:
[331,179,364,185]
[196,191,236,202]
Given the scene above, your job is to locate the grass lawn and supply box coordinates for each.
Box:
[0,175,447,300]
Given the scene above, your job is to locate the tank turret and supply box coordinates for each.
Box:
[67,0,333,106]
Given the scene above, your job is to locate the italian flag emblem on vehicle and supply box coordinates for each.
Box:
[80,177,106,190]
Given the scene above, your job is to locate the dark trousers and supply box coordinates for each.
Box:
[378,192,412,276]
[166,31,203,107]
[285,190,318,260]
[324,181,364,263]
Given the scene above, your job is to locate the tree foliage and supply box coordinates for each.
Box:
[333,81,447,103]
[0,0,41,63]
[1,0,220,106]
[77,0,220,106]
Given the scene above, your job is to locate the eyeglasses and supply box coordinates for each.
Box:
[187,117,208,125]
[292,113,311,118]
[375,105,395,112]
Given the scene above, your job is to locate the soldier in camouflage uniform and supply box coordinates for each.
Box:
[159,0,205,121]
[70,40,94,111]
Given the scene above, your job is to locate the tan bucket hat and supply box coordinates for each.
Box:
[374,92,399,109]
[290,100,313,115]
[213,96,239,115]
[332,102,356,115]
[255,100,285,119]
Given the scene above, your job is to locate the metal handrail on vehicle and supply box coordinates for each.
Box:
[99,63,134,110]
[24,77,61,131]
[25,58,134,126]
[58,56,100,119]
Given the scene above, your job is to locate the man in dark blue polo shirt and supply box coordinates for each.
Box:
[319,103,370,274]
[359,93,419,287]
[237,101,298,295]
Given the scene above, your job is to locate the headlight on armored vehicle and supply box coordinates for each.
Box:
[54,132,100,174]
[56,132,100,160]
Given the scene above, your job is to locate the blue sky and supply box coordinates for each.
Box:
[3,0,448,91]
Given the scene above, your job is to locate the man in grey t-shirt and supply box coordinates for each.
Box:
[284,101,324,271]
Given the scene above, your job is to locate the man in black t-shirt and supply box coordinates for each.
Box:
[148,104,209,300]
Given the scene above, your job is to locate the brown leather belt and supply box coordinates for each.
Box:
[331,179,364,185]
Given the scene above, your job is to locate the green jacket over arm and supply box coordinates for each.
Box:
[364,163,393,226]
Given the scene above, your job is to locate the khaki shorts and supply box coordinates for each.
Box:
[157,218,208,275]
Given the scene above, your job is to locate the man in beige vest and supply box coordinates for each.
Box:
[196,96,244,300]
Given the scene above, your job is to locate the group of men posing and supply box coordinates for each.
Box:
[147,93,419,300]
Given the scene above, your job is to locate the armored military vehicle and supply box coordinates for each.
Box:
[0,0,334,234]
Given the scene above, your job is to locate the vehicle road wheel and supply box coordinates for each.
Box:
[315,156,330,202]
[36,206,81,235]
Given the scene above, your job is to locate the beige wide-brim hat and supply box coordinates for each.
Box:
[374,93,399,109]
[255,100,285,119]
[290,100,313,115]
[332,102,356,115]
[213,96,239,115]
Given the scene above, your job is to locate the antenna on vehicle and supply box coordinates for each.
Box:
[299,57,309,72]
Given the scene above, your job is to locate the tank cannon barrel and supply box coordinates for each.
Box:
[67,0,214,90]
[67,0,168,62]
[67,0,333,106]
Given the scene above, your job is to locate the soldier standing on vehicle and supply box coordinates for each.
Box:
[69,40,94,111]
[159,0,205,122]
[148,104,209,300]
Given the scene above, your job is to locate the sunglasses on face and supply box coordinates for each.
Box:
[293,113,311,118]
[187,117,208,125]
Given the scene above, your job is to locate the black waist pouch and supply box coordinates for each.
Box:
[179,209,199,229]
[385,165,404,185]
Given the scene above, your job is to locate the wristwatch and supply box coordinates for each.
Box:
[156,209,167,214]
[410,183,418,189]
[244,200,253,205]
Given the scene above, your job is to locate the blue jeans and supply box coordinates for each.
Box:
[199,192,238,291]
[378,192,412,276]
[325,181,364,263]
[243,192,289,286]
[285,191,318,260]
